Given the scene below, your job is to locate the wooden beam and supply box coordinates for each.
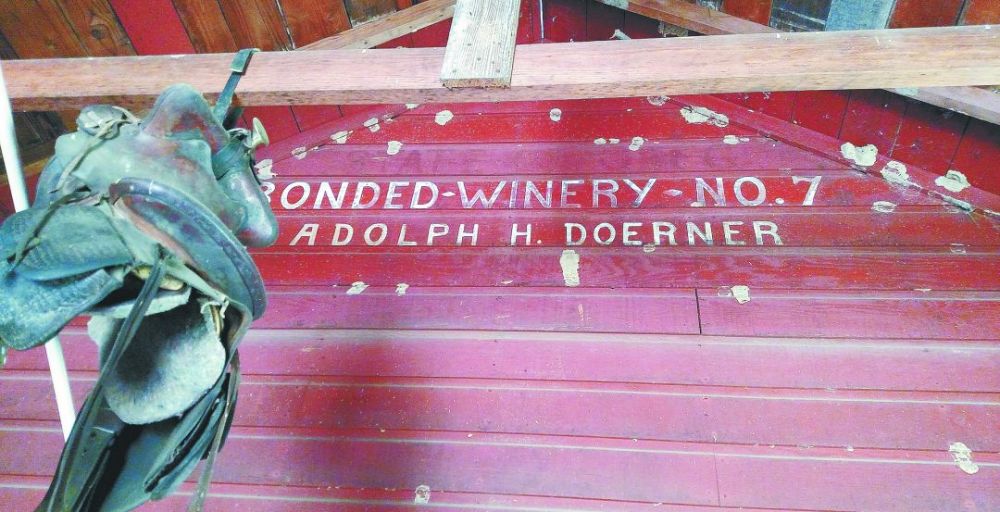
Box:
[4,26,999,111]
[598,0,1000,125]
[440,0,521,87]
[299,0,456,50]
[594,0,776,35]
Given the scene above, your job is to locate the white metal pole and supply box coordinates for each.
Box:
[0,59,76,440]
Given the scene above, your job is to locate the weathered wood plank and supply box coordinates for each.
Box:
[300,0,455,50]
[5,26,1000,110]
[277,0,352,47]
[344,0,398,25]
[440,0,521,87]
[596,0,777,35]
[595,0,1000,125]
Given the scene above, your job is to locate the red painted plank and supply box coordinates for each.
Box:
[0,475,840,512]
[7,373,998,452]
[290,105,343,132]
[245,105,302,143]
[265,139,845,180]
[409,18,452,47]
[516,0,540,44]
[266,208,1000,248]
[890,101,969,175]
[722,0,774,25]
[5,425,998,510]
[252,249,1000,290]
[10,330,1000,393]
[792,91,850,138]
[108,0,196,55]
[290,109,757,146]
[701,94,1000,213]
[890,0,965,28]
[961,0,1000,24]
[949,118,1000,197]
[700,289,1000,340]
[262,172,939,212]
[719,92,797,122]
[839,89,908,154]
[257,286,700,333]
[544,0,588,42]
[716,454,999,511]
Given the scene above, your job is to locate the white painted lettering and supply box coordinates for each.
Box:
[687,222,714,245]
[352,182,380,209]
[653,222,677,246]
[510,223,532,246]
[722,221,746,246]
[457,224,479,246]
[280,181,310,209]
[565,223,586,246]
[364,223,388,245]
[290,223,318,246]
[753,221,784,245]
[384,181,409,209]
[695,177,726,206]
[734,177,766,206]
[592,179,619,208]
[314,182,347,209]
[411,181,439,209]
[397,224,417,246]
[331,224,354,246]
[623,179,656,207]
[427,224,449,245]
[459,181,507,208]
[622,222,643,246]
[524,181,553,208]
[594,223,616,245]
[560,180,583,208]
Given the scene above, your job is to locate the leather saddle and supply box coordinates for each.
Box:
[0,81,277,511]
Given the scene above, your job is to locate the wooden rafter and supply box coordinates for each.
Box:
[4,26,999,111]
[440,0,522,87]
[300,0,456,50]
[596,0,1000,125]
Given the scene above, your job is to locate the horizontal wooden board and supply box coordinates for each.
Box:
[264,139,847,179]
[3,424,998,510]
[700,289,1000,339]
[8,330,1000,392]
[7,26,1000,110]
[262,173,937,215]
[257,286,700,333]
[266,208,996,248]
[5,372,998,452]
[0,475,849,512]
[249,249,1000,290]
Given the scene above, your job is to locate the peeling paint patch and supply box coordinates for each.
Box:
[642,244,656,253]
[628,137,645,151]
[665,189,682,197]
[594,138,607,145]
[346,281,369,295]
[405,103,420,109]
[731,285,751,305]
[872,201,896,213]
[330,130,350,144]
[395,283,409,296]
[254,159,274,180]
[646,95,670,106]
[840,142,878,167]
[723,135,750,145]
[291,146,308,160]
[608,138,620,144]
[950,243,967,255]
[549,108,562,122]
[934,170,971,193]
[680,106,729,127]
[501,279,513,285]
[560,249,581,287]
[611,28,630,40]
[881,161,911,187]
[363,117,380,133]
[949,442,979,475]
[942,195,973,211]
[414,485,431,504]
[387,140,403,155]
[434,110,454,125]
